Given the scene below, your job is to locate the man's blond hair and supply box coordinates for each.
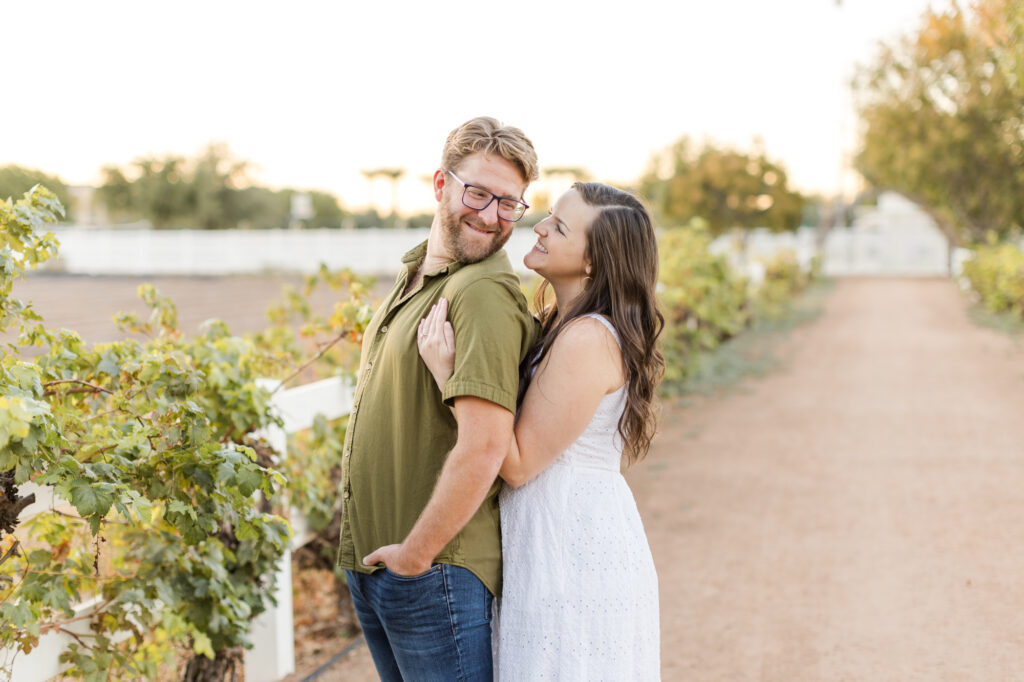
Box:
[441,117,539,184]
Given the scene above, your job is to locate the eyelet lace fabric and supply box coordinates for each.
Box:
[495,314,660,681]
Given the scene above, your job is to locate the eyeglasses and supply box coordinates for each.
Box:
[446,170,529,222]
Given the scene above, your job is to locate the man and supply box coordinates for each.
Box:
[337,116,539,681]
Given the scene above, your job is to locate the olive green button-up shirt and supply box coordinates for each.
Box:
[336,241,537,595]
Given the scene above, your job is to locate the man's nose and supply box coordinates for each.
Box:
[477,199,500,225]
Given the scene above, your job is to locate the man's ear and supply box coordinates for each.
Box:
[433,169,446,202]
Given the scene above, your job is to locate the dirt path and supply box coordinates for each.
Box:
[327,278,1024,681]
[14,276,1024,679]
[638,278,1024,681]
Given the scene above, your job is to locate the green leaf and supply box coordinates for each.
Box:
[68,481,112,517]
[215,460,235,484]
[166,499,189,515]
[0,442,14,469]
[42,582,74,613]
[27,549,52,568]
[236,468,262,497]
[153,578,179,607]
[97,351,121,377]
[1,600,33,628]
[235,519,257,541]
[132,496,153,523]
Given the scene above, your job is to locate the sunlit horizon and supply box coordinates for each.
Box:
[3,0,949,216]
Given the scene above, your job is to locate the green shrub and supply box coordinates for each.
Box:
[754,249,810,317]
[962,241,1024,316]
[657,220,750,384]
[1,187,372,680]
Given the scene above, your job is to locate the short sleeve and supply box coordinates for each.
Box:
[441,276,532,414]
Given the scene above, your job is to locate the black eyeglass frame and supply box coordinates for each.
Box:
[446,170,529,222]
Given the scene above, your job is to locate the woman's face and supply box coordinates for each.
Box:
[524,189,600,284]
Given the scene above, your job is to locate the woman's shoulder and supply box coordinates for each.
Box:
[540,315,623,391]
[549,315,621,362]
[560,314,618,343]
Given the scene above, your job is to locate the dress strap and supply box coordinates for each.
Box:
[582,313,620,347]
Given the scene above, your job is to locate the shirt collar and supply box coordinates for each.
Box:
[401,240,464,279]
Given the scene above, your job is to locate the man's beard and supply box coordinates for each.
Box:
[439,200,512,264]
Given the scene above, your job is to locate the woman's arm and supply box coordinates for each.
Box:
[500,317,624,487]
[419,305,624,487]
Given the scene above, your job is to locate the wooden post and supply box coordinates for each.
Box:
[243,377,354,681]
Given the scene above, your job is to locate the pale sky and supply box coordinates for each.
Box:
[3,0,947,215]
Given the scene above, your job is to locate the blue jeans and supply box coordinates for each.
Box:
[346,564,493,681]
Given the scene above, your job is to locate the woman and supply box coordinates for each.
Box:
[418,182,665,680]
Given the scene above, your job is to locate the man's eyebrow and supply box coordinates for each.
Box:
[472,180,523,202]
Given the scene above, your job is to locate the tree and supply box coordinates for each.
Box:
[973,0,1024,97]
[189,143,250,229]
[853,0,1024,244]
[0,166,71,221]
[306,191,342,228]
[361,168,405,227]
[232,186,290,230]
[94,165,134,221]
[95,145,347,230]
[640,138,805,235]
[98,154,192,228]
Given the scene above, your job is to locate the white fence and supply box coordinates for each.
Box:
[821,225,952,277]
[710,226,821,286]
[5,377,354,682]
[46,227,541,277]
[44,221,963,280]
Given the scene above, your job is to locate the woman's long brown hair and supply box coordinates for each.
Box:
[519,182,665,463]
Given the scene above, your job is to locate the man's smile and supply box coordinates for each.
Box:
[465,220,496,235]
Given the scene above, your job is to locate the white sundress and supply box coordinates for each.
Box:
[496,314,661,681]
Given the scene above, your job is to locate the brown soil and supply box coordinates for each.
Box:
[13,276,1024,680]
[278,558,362,681]
[8,273,393,345]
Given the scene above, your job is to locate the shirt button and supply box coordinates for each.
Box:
[343,489,351,499]
[379,325,388,333]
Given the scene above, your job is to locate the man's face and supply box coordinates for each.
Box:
[437,153,527,264]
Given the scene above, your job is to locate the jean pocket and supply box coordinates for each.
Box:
[384,564,441,581]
